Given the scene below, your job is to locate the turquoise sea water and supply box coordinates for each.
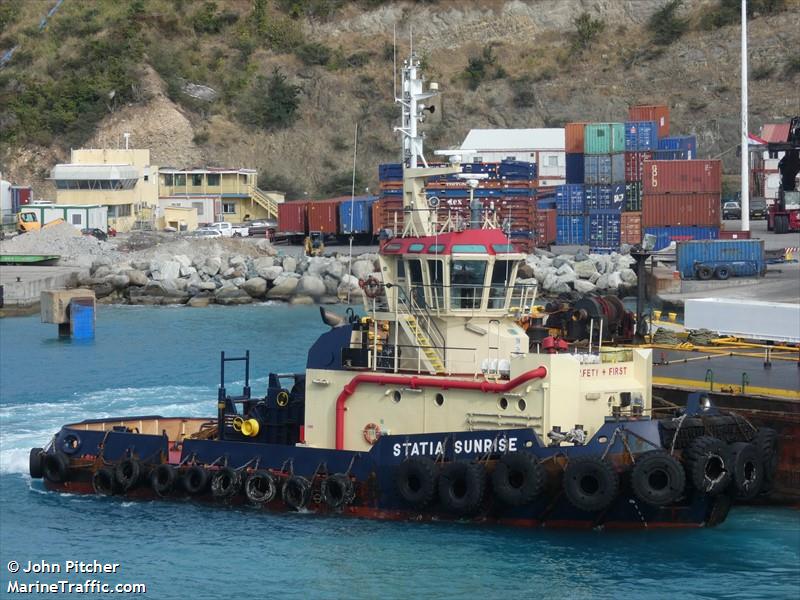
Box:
[1,305,798,599]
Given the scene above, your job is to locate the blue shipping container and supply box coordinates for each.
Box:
[565,153,584,184]
[587,209,621,246]
[624,121,658,151]
[556,215,585,245]
[498,160,537,180]
[676,239,765,279]
[584,184,625,211]
[555,184,585,214]
[339,196,377,235]
[651,150,690,160]
[584,154,625,185]
[657,135,696,159]
[644,226,719,251]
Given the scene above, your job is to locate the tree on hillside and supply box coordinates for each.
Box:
[571,12,605,52]
[238,68,302,131]
[648,0,688,45]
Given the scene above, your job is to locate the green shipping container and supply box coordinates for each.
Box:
[584,123,625,154]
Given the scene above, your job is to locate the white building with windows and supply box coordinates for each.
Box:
[458,129,566,186]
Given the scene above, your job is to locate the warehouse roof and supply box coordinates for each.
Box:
[460,129,565,152]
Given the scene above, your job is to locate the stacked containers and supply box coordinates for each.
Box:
[654,135,697,160]
[628,104,670,138]
[565,122,586,185]
[584,123,625,252]
[555,183,585,244]
[642,159,722,250]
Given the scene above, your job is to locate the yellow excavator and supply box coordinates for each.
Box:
[304,231,325,257]
[17,212,65,233]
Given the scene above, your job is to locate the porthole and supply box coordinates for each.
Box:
[393,390,401,403]
[498,397,508,410]
[517,399,527,412]
[434,393,444,407]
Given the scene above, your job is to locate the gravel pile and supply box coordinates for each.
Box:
[0,223,119,266]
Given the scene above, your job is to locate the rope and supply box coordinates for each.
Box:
[669,414,687,456]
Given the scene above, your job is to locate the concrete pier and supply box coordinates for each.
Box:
[0,266,86,307]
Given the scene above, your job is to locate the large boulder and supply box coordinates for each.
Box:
[229,255,246,268]
[282,256,297,273]
[323,275,340,296]
[91,257,112,273]
[517,263,535,280]
[325,260,346,280]
[93,266,113,279]
[289,295,315,305]
[619,268,637,284]
[574,279,597,294]
[109,274,130,290]
[187,295,213,308]
[261,266,283,281]
[253,257,275,277]
[215,285,253,305]
[266,275,298,300]
[151,260,181,281]
[350,259,375,281]
[129,282,189,304]
[131,260,150,272]
[555,263,574,276]
[297,274,326,299]
[242,277,268,298]
[174,254,192,268]
[126,270,148,286]
[337,274,361,300]
[306,257,331,277]
[180,265,197,277]
[203,257,222,276]
[606,271,623,289]
[574,260,597,279]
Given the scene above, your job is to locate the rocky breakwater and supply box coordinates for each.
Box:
[78,243,382,308]
[519,249,638,298]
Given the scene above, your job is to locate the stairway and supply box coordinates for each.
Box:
[400,315,445,374]
[248,185,281,220]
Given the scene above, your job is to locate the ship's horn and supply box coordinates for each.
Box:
[320,306,345,328]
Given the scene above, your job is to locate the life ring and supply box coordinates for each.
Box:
[244,470,278,504]
[395,457,437,509]
[729,442,764,500]
[630,451,685,506]
[563,456,619,512]
[491,452,545,506]
[60,432,81,456]
[210,467,240,498]
[43,451,70,483]
[182,465,210,495]
[92,467,116,495]
[29,448,44,479]
[684,435,732,495]
[114,458,142,491]
[359,276,384,299]
[438,461,486,515]
[282,475,312,510]
[363,423,382,445]
[150,464,176,496]
[321,473,354,509]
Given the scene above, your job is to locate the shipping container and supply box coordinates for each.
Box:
[565,122,587,154]
[379,163,403,181]
[621,211,642,245]
[651,150,690,161]
[584,184,625,211]
[308,199,343,234]
[535,208,557,246]
[628,104,669,138]
[642,160,722,194]
[624,121,658,151]
[556,215,585,245]
[676,240,765,279]
[583,123,625,155]
[19,204,108,232]
[372,199,382,235]
[11,186,32,206]
[565,153,584,184]
[278,201,308,235]
[339,196,377,235]
[644,226,719,251]
[583,154,625,185]
[498,160,537,180]
[642,192,721,227]
[718,229,751,240]
[587,209,621,247]
[555,184,584,214]
[624,151,653,182]
[657,135,696,159]
[625,182,642,211]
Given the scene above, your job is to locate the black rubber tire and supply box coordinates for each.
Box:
[714,265,731,281]
[631,451,685,507]
[321,473,354,509]
[282,475,311,510]
[752,427,779,492]
[210,467,240,498]
[43,451,70,483]
[29,448,44,479]
[696,265,713,281]
[395,457,437,509]
[491,452,545,506]
[150,464,176,496]
[729,442,764,500]
[182,466,210,495]
[60,432,81,456]
[114,458,141,491]
[244,470,278,504]
[92,467,116,495]
[775,215,789,234]
[684,436,732,495]
[563,457,619,512]
[438,461,486,515]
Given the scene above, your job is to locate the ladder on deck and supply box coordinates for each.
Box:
[394,286,447,375]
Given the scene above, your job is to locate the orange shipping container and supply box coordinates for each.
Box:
[565,122,588,154]
[620,211,642,245]
[535,209,556,246]
[642,160,722,195]
[642,193,721,227]
[277,201,308,235]
[628,104,670,138]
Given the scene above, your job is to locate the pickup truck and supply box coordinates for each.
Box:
[209,222,250,237]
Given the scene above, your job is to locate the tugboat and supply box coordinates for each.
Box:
[28,55,778,529]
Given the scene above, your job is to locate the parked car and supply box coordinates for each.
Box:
[749,197,767,220]
[188,228,223,238]
[722,201,741,220]
[82,228,108,241]
[209,222,250,237]
[245,219,277,238]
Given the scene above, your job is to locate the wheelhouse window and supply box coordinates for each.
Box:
[451,260,486,309]
[488,260,514,309]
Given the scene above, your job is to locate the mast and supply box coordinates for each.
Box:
[741,0,750,232]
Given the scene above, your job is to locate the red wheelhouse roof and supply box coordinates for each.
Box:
[380,229,521,256]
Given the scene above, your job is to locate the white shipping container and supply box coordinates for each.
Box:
[685,298,800,343]
[20,204,108,232]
